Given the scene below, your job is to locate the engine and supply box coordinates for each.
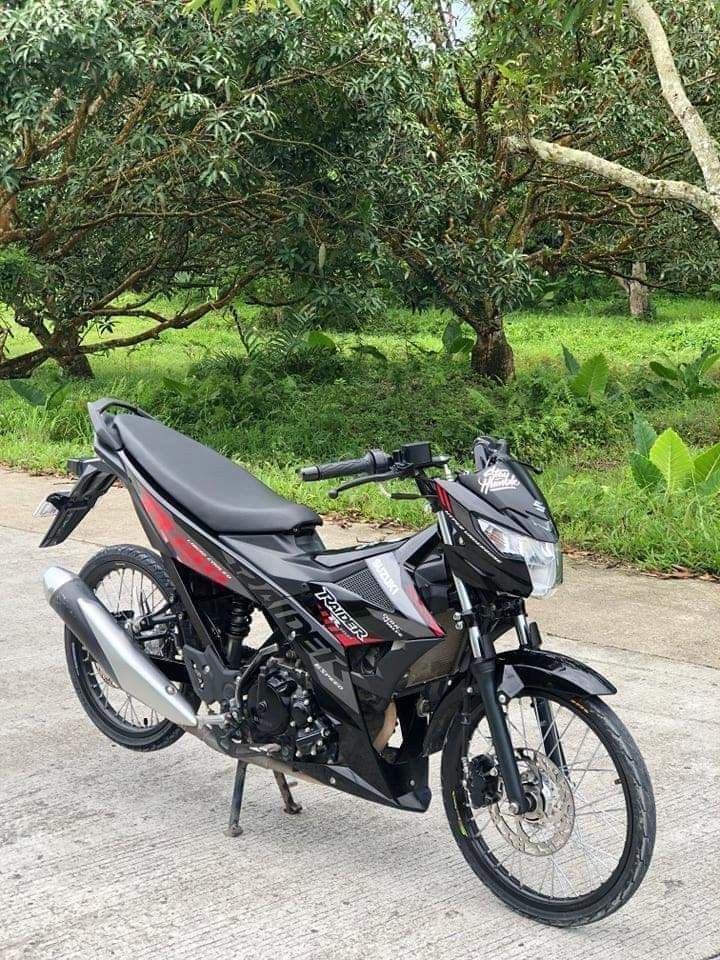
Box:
[243,658,336,763]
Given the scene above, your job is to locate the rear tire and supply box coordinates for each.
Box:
[64,544,198,752]
[441,690,655,926]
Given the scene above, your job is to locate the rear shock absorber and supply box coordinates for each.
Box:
[225,599,254,668]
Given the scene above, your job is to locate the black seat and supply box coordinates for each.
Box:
[114,415,321,535]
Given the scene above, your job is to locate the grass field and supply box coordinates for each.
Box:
[2,294,720,573]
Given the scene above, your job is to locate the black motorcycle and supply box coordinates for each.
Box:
[40,399,655,926]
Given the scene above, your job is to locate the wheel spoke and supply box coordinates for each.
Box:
[461,695,630,905]
[77,562,182,734]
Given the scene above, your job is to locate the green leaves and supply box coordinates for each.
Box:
[562,344,580,376]
[569,353,609,404]
[7,379,71,411]
[632,415,656,458]
[648,360,678,382]
[629,452,663,491]
[647,347,719,399]
[350,343,388,363]
[649,429,693,492]
[442,320,475,358]
[562,347,609,403]
[629,419,720,499]
[692,444,720,497]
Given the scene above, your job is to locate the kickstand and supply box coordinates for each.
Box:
[274,771,302,815]
[226,760,248,837]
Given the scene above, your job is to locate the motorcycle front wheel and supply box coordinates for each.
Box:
[441,689,655,926]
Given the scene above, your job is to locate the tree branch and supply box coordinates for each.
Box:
[507,134,720,231]
[506,0,720,233]
[627,0,720,194]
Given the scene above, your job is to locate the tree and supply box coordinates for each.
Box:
[321,1,719,377]
[0,0,379,379]
[5,0,716,384]
[507,0,720,233]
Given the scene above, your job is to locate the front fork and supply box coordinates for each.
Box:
[437,513,558,814]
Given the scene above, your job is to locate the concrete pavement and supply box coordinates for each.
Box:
[1,467,719,960]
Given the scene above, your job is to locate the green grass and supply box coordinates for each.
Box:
[2,294,720,573]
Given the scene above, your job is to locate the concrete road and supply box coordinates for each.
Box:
[1,469,719,960]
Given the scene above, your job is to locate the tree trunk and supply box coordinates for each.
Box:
[470,313,515,382]
[628,261,651,318]
[54,349,94,379]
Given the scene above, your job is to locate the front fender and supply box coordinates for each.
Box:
[422,647,616,757]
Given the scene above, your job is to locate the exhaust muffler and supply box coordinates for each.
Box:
[43,566,197,729]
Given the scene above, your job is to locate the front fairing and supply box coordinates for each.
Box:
[436,459,560,598]
[457,460,559,542]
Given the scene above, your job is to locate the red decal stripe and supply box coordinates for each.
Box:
[435,481,452,512]
[140,490,234,586]
[405,580,445,638]
[316,606,385,648]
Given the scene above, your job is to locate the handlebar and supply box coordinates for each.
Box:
[299,442,449,499]
[299,449,392,482]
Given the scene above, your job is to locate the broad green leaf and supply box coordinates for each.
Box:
[446,335,474,356]
[562,344,580,375]
[561,0,591,32]
[693,443,720,496]
[699,351,720,375]
[632,415,657,457]
[698,471,720,498]
[442,320,462,353]
[629,453,663,491]
[8,380,46,406]
[45,382,71,411]
[649,428,693,492]
[649,360,679,382]
[306,330,336,351]
[350,344,388,363]
[570,353,609,403]
[467,387,488,406]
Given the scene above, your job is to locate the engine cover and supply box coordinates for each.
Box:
[244,660,336,761]
[246,664,298,740]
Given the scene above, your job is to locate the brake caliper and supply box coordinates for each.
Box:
[467,754,501,808]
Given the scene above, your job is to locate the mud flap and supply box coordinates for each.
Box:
[39,459,115,547]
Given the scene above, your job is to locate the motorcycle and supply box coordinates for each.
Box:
[39,398,655,926]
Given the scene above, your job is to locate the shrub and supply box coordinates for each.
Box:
[630,417,720,496]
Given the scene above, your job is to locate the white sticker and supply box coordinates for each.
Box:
[479,465,520,495]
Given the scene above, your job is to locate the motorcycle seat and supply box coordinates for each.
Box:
[113,415,321,535]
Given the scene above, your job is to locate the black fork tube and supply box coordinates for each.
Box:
[471,659,530,814]
[436,510,530,814]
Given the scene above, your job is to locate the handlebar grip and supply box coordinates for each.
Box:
[299,456,372,482]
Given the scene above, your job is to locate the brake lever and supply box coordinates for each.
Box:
[328,469,400,499]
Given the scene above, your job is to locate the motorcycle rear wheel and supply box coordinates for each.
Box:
[64,544,197,751]
[441,689,655,926]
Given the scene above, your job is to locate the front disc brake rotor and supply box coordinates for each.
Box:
[489,748,575,856]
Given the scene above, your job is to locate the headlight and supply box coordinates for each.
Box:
[477,519,563,598]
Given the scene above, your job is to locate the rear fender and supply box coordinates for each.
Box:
[422,647,616,756]
[39,459,116,547]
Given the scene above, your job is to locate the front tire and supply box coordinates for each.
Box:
[64,544,198,752]
[441,690,655,926]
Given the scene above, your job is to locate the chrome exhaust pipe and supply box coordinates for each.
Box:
[43,567,197,729]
